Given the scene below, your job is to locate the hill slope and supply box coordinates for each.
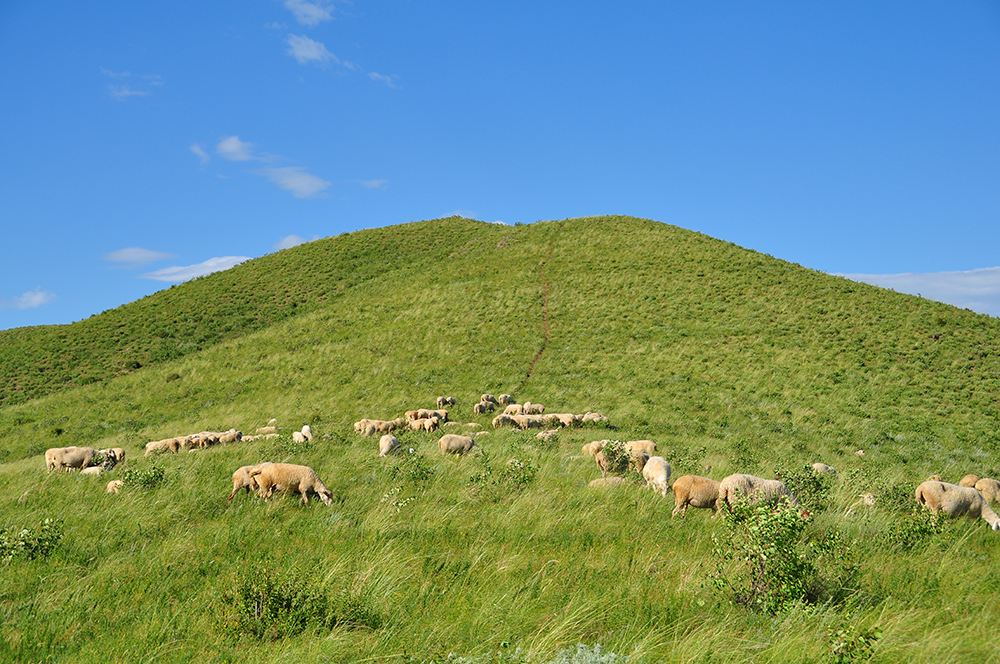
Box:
[2,216,1000,663]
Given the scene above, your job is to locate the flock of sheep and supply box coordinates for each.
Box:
[38,393,1000,531]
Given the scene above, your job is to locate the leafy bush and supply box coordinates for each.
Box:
[468,451,538,499]
[826,624,882,663]
[774,463,833,512]
[598,441,630,476]
[390,450,435,484]
[0,519,62,563]
[882,510,947,551]
[220,564,382,640]
[118,465,167,490]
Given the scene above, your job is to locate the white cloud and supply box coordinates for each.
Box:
[261,167,330,198]
[284,0,334,26]
[103,247,177,267]
[368,72,399,88]
[264,21,288,29]
[840,267,1000,318]
[140,256,251,283]
[102,68,162,101]
[190,143,211,166]
[286,34,338,66]
[351,179,388,189]
[0,287,57,311]
[216,135,255,161]
[275,235,309,250]
[108,85,150,101]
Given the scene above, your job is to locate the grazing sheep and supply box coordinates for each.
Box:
[536,430,558,442]
[229,463,272,501]
[915,480,1000,531]
[98,448,126,465]
[256,426,277,434]
[45,446,98,473]
[631,452,651,473]
[218,429,242,445]
[503,404,524,416]
[716,473,801,510]
[581,412,609,423]
[473,402,490,415]
[409,418,427,431]
[107,479,124,494]
[492,414,516,429]
[292,431,307,443]
[581,440,608,457]
[379,435,400,457]
[80,466,104,476]
[423,416,441,432]
[642,456,671,497]
[438,434,477,455]
[927,474,943,482]
[589,477,627,488]
[480,394,499,406]
[145,437,182,457]
[550,413,576,428]
[404,410,420,421]
[960,474,980,488]
[301,425,313,442]
[812,462,837,475]
[512,414,546,430]
[974,478,1000,506]
[437,396,457,408]
[625,440,657,456]
[671,475,721,517]
[249,463,333,506]
[498,394,515,405]
[522,402,545,415]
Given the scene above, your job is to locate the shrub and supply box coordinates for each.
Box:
[826,624,882,663]
[774,463,833,512]
[882,510,948,551]
[0,519,62,563]
[598,441,630,476]
[220,564,382,640]
[468,451,538,500]
[118,465,166,490]
[390,450,435,484]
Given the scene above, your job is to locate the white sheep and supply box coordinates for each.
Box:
[480,394,499,406]
[581,440,608,457]
[503,404,524,416]
[974,478,1000,506]
[301,425,313,442]
[249,463,333,506]
[80,466,105,476]
[437,396,457,408]
[492,414,516,429]
[438,434,477,455]
[625,440,657,456]
[716,473,801,510]
[522,402,545,414]
[642,456,671,497]
[959,474,980,488]
[379,434,400,457]
[256,426,278,434]
[915,480,1000,531]
[107,479,124,494]
[45,446,98,473]
[811,462,837,475]
[292,431,307,443]
[229,463,272,501]
[671,475,721,517]
[498,394,515,405]
[512,414,546,429]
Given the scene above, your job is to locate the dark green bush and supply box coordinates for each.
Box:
[0,519,62,563]
[118,465,166,490]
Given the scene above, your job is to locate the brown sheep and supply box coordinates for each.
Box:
[671,475,721,517]
[229,463,272,501]
[249,463,333,506]
[915,480,1000,530]
[960,474,981,488]
[438,434,477,455]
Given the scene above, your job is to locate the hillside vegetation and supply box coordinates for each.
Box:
[2,216,1000,663]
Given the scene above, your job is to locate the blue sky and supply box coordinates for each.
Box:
[1,1,999,329]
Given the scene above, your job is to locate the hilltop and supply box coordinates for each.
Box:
[1,216,999,662]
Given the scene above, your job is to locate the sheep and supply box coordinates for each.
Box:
[550,413,576,428]
[927,474,943,482]
[492,414,516,429]
[536,430,558,442]
[97,447,126,469]
[228,463,272,501]
[481,394,499,406]
[671,475,721,517]
[477,400,497,413]
[498,394,515,405]
[625,440,657,456]
[80,466,105,476]
[960,474,980,488]
[379,434,400,457]
[503,404,524,416]
[522,402,545,414]
[642,456,672,497]
[264,433,280,440]
[438,434,477,455]
[812,462,837,475]
[267,418,278,426]
[631,452,651,473]
[218,429,242,445]
[145,437,182,457]
[974,478,1000,506]
[301,425,313,442]
[437,396,457,408]
[107,479,124,494]
[581,440,608,457]
[512,414,546,430]
[716,473,801,510]
[404,410,420,421]
[249,463,333,506]
[589,477,627,488]
[423,416,441,432]
[45,446,98,473]
[256,426,277,434]
[409,418,427,431]
[473,402,490,415]
[915,480,1000,531]
[292,431,307,443]
[580,412,609,423]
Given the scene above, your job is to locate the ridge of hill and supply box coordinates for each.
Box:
[0,217,506,406]
[2,215,1000,662]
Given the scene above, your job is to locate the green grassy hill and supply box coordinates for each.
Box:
[2,216,999,663]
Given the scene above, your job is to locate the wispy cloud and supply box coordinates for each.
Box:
[190,143,211,166]
[840,267,1000,318]
[286,34,339,66]
[368,72,399,88]
[261,167,331,198]
[264,21,288,30]
[0,287,57,311]
[275,234,311,250]
[141,256,251,283]
[216,135,255,161]
[103,247,178,267]
[101,68,162,101]
[284,0,335,26]
[350,179,388,190]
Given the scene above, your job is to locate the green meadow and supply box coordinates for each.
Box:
[2,216,1000,663]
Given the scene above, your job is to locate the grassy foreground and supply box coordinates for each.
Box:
[2,216,1000,663]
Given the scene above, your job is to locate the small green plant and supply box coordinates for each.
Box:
[390,450,435,483]
[826,624,882,663]
[599,441,630,476]
[775,463,833,512]
[0,519,63,563]
[663,444,706,476]
[220,564,382,640]
[882,509,947,551]
[468,452,538,500]
[381,485,414,512]
[118,465,166,490]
